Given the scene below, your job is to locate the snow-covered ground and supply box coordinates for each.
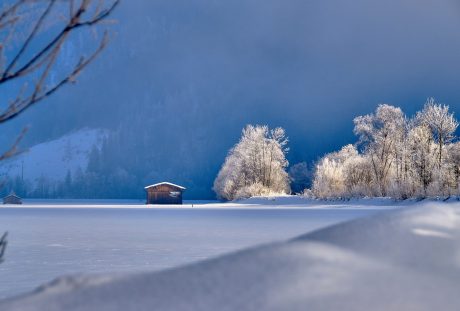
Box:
[0,128,107,183]
[7,201,452,311]
[14,195,406,209]
[3,199,458,310]
[0,200,389,301]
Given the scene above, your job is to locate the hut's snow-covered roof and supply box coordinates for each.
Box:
[3,192,21,199]
[144,182,186,190]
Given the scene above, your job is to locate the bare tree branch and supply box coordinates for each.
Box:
[0,127,28,161]
[1,0,119,82]
[3,0,56,78]
[0,0,119,161]
[0,1,25,26]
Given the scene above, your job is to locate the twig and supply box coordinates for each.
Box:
[0,232,8,264]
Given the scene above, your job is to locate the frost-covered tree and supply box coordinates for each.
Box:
[446,142,460,194]
[353,104,406,196]
[311,99,460,200]
[406,124,436,195]
[416,98,458,167]
[213,125,290,200]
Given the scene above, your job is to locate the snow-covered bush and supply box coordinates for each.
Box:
[313,145,361,198]
[312,157,345,198]
[343,154,374,197]
[213,125,290,200]
[233,183,274,199]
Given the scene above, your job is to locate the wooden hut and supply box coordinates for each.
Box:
[3,192,22,205]
[144,182,186,205]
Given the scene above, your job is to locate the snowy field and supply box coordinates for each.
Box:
[1,200,460,311]
[0,199,392,300]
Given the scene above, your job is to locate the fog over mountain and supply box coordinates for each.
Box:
[2,0,460,199]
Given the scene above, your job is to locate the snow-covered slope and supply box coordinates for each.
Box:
[0,128,107,183]
[2,202,460,310]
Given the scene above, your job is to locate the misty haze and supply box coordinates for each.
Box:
[2,0,460,199]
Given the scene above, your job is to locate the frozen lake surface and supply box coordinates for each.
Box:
[0,204,389,299]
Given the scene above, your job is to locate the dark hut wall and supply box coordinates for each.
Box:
[3,195,22,204]
[146,184,183,204]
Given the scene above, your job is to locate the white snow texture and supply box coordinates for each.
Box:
[2,201,460,310]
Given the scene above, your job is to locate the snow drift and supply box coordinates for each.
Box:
[2,202,460,310]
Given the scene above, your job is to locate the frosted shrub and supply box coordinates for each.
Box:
[313,145,359,198]
[313,157,345,198]
[343,155,375,197]
[234,183,272,200]
[302,188,314,198]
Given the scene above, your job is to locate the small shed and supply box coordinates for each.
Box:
[145,182,186,205]
[3,192,22,205]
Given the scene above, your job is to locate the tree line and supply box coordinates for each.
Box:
[215,98,460,201]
